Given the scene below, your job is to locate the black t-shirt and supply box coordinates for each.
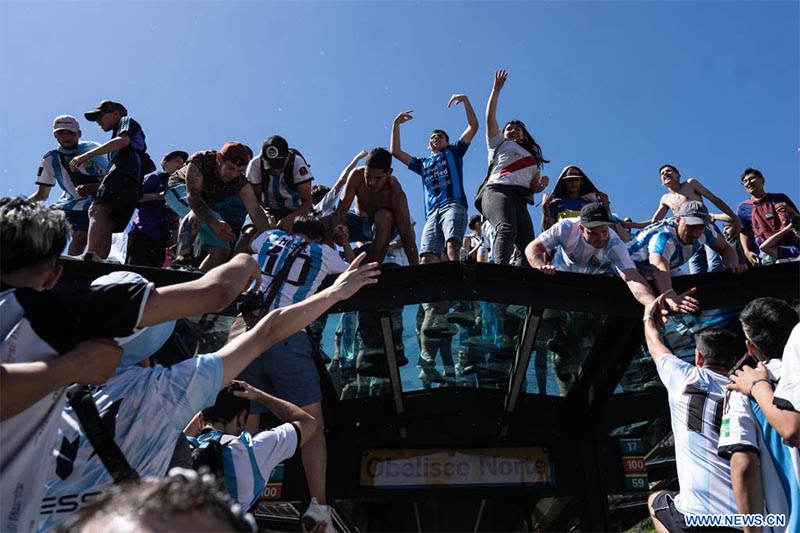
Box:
[9,282,149,354]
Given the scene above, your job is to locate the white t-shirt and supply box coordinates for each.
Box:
[38,354,223,531]
[486,132,539,188]
[718,358,796,533]
[246,153,313,210]
[656,353,738,517]
[537,218,635,275]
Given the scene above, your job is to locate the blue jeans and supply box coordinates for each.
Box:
[420,203,468,256]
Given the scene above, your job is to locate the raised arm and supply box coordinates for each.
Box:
[332,151,368,195]
[139,253,261,326]
[485,69,508,139]
[216,254,379,385]
[689,178,741,232]
[449,94,479,144]
[642,295,671,364]
[233,381,319,447]
[333,168,360,227]
[390,111,414,167]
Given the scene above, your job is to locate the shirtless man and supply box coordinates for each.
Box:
[625,164,741,273]
[333,147,418,265]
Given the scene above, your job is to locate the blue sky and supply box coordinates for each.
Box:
[1,1,797,231]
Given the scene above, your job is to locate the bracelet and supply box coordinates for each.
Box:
[749,378,772,396]
[643,315,655,322]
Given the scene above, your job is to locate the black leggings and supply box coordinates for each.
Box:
[482,184,534,265]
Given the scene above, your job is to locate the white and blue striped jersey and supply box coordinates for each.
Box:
[656,353,738,517]
[192,424,298,509]
[1,282,150,533]
[35,141,108,211]
[719,358,799,533]
[250,230,349,311]
[537,218,635,276]
[627,219,718,274]
[37,354,223,532]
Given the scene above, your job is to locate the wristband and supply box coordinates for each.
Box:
[749,378,772,396]
[643,315,655,322]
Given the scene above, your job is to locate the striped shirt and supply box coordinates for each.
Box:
[627,219,718,273]
[192,424,298,509]
[38,354,223,532]
[486,132,539,188]
[250,230,349,311]
[657,353,738,517]
[246,153,313,210]
[35,142,108,211]
[408,140,469,215]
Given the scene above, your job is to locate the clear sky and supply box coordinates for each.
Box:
[1,1,798,232]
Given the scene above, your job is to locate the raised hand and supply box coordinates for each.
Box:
[644,294,670,328]
[447,94,469,108]
[493,69,509,91]
[230,380,264,401]
[393,110,414,125]
[664,287,700,315]
[329,252,380,301]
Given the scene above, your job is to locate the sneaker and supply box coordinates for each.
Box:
[418,364,446,383]
[302,497,334,533]
[423,313,458,339]
[81,252,104,263]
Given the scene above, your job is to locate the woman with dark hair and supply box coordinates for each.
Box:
[480,69,550,265]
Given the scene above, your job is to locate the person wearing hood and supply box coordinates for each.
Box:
[542,165,628,240]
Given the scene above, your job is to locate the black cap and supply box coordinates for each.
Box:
[163,150,189,163]
[84,100,128,121]
[261,135,289,171]
[580,202,613,228]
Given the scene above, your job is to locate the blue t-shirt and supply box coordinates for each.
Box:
[109,116,148,179]
[408,140,470,215]
[549,197,586,222]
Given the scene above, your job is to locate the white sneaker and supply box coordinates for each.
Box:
[301,497,335,532]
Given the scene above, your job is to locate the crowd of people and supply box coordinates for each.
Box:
[2,68,798,532]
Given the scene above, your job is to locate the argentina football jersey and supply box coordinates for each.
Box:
[656,353,738,517]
